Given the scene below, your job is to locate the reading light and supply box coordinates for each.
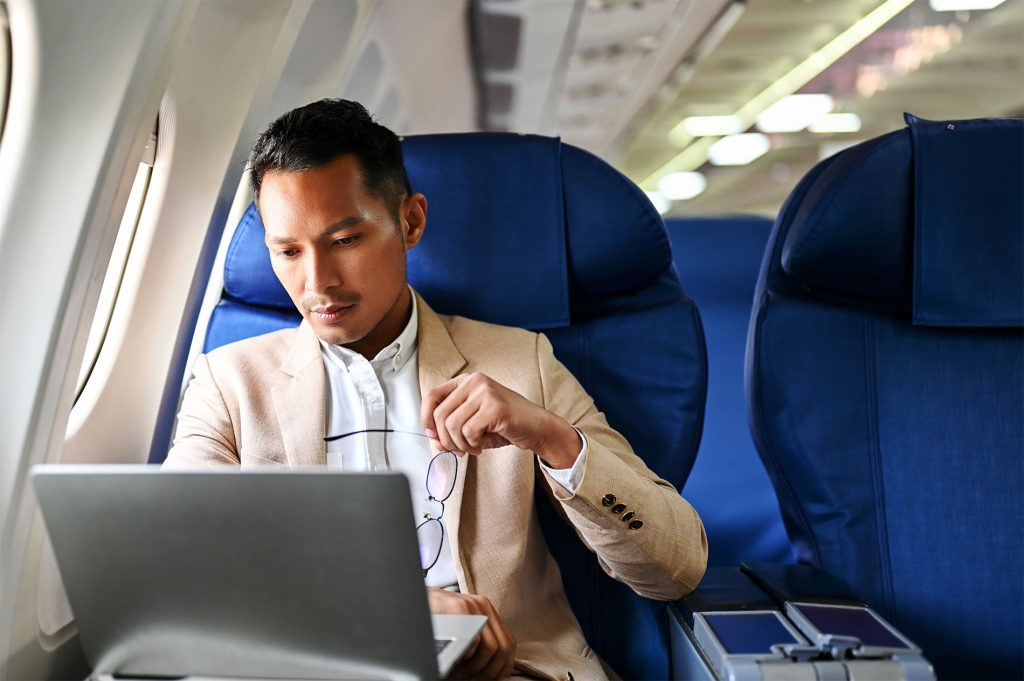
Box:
[708,133,771,166]
[658,172,707,201]
[809,112,863,133]
[756,94,834,133]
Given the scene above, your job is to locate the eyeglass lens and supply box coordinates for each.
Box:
[322,429,457,576]
[418,450,457,574]
[426,450,457,502]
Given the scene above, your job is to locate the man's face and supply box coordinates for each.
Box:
[259,154,426,355]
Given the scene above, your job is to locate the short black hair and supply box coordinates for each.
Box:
[247,99,412,217]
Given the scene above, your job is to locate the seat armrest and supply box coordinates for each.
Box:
[739,561,864,606]
[669,565,935,681]
[672,566,778,628]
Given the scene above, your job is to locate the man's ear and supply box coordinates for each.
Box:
[401,192,428,250]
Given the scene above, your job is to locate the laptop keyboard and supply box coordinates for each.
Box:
[435,638,452,654]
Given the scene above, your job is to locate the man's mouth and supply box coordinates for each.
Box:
[310,304,355,323]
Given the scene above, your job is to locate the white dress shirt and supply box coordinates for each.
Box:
[320,291,587,590]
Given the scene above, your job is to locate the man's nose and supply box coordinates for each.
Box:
[303,250,341,294]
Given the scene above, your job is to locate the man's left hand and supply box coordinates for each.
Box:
[421,372,580,469]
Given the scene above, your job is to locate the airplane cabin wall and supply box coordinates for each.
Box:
[0,1,477,678]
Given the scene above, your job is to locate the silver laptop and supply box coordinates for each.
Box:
[32,465,485,681]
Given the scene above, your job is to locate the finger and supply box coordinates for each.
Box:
[446,400,482,455]
[460,632,481,667]
[479,641,513,681]
[466,597,515,680]
[493,618,517,680]
[483,612,517,680]
[420,377,463,436]
[498,651,516,681]
[456,619,499,678]
[463,409,511,451]
[431,384,473,454]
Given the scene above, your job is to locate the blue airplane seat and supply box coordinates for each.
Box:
[747,114,1023,680]
[199,133,709,680]
[664,216,791,568]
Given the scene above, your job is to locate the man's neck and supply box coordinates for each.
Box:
[343,286,414,360]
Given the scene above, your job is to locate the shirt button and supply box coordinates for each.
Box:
[395,354,402,363]
[611,503,626,514]
[629,520,644,530]
[621,511,635,522]
[602,494,616,507]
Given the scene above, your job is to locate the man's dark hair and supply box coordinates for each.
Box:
[248,99,412,218]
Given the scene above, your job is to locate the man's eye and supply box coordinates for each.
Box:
[277,249,299,259]
[334,235,358,247]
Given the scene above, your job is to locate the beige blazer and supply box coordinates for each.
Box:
[165,293,708,681]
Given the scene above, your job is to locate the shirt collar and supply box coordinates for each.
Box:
[320,287,419,373]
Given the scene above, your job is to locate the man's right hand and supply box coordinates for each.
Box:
[427,587,517,680]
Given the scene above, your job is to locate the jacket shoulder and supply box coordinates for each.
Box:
[444,314,538,344]
[439,314,545,368]
[203,326,300,370]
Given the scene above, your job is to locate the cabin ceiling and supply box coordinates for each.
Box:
[470,0,1024,217]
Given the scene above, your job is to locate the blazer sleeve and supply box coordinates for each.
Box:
[162,354,242,468]
[534,333,708,600]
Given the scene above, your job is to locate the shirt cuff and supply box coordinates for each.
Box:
[538,427,588,494]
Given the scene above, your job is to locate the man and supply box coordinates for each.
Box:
[165,99,707,681]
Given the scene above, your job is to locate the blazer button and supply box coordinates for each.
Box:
[602,493,616,507]
[629,519,644,530]
[621,511,635,522]
[611,503,626,514]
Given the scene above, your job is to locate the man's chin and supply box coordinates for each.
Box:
[313,327,361,346]
[304,317,361,346]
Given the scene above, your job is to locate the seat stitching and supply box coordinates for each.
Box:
[864,317,897,621]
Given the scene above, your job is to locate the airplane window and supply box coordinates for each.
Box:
[0,3,9,139]
[74,128,157,399]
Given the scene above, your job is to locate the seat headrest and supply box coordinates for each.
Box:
[223,133,677,329]
[223,203,292,312]
[403,133,676,327]
[779,114,1023,327]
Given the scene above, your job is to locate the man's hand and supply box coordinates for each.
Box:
[421,372,581,469]
[428,587,516,680]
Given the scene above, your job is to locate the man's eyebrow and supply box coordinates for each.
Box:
[265,215,367,245]
[321,215,366,237]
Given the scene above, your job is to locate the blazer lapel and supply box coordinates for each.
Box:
[415,294,473,587]
[272,321,327,467]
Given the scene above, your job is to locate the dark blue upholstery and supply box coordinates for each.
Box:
[747,115,1024,680]
[665,217,790,568]
[199,133,709,680]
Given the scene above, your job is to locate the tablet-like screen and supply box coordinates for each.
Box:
[704,612,802,655]
[794,604,910,649]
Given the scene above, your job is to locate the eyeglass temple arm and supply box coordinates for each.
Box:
[323,428,431,443]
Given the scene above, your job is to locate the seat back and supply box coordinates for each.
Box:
[196,133,708,680]
[747,115,1023,680]
[665,216,790,568]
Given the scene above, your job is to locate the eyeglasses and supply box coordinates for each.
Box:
[323,429,457,577]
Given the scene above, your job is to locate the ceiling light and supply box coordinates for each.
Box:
[658,172,707,201]
[809,113,863,133]
[756,94,834,133]
[644,191,671,215]
[708,133,771,166]
[680,116,744,138]
[929,0,1005,9]
[648,0,915,188]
